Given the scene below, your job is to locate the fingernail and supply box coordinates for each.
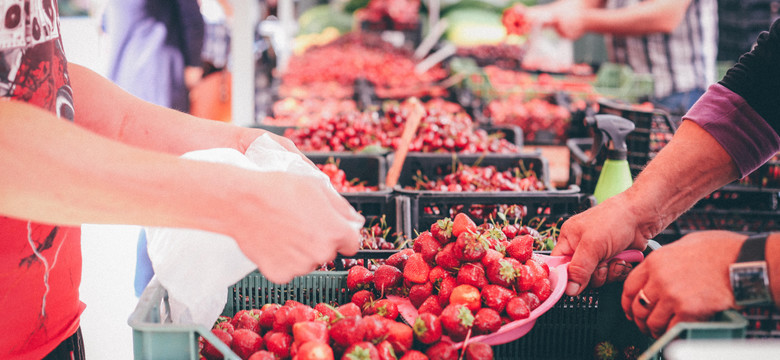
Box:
[597,266,607,279]
[565,281,580,296]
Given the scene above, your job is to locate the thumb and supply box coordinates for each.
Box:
[563,244,602,296]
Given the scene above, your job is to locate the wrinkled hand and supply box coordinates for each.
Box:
[551,193,649,296]
[229,170,364,284]
[622,231,743,338]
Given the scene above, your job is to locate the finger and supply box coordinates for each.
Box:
[646,301,674,339]
[621,266,648,320]
[550,231,575,257]
[606,259,631,283]
[630,291,655,335]
[588,261,609,289]
[562,241,603,296]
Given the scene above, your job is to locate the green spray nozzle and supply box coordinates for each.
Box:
[587,114,635,161]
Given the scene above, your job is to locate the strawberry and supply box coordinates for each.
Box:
[264,331,293,358]
[501,224,519,239]
[348,265,375,291]
[428,266,451,287]
[439,304,474,342]
[480,249,504,268]
[452,213,477,238]
[454,232,487,262]
[464,342,494,360]
[351,290,375,312]
[297,341,335,360]
[456,263,488,290]
[516,264,535,292]
[329,316,366,348]
[231,329,263,360]
[434,243,461,272]
[449,284,482,313]
[412,313,442,344]
[342,341,380,360]
[385,321,414,354]
[234,309,261,333]
[215,321,235,335]
[486,258,520,288]
[362,314,390,344]
[202,329,232,360]
[293,321,329,345]
[506,235,533,263]
[425,341,458,360]
[368,299,399,320]
[288,304,319,325]
[527,256,550,280]
[404,253,431,284]
[338,302,363,318]
[480,284,515,314]
[315,302,342,324]
[215,315,231,325]
[258,303,280,331]
[386,248,415,270]
[517,292,541,311]
[373,265,403,294]
[417,294,443,316]
[532,278,552,303]
[376,340,397,360]
[408,281,433,308]
[430,217,454,245]
[399,350,428,360]
[247,350,276,360]
[505,296,530,320]
[436,276,457,308]
[473,308,502,335]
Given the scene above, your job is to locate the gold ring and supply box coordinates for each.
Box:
[638,289,652,307]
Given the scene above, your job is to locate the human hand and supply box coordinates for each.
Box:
[550,8,587,40]
[551,193,650,296]
[228,170,364,284]
[621,231,743,338]
[184,66,204,90]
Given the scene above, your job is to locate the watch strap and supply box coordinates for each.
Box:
[736,233,769,263]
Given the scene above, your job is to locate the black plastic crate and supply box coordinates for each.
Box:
[480,124,525,147]
[307,152,388,190]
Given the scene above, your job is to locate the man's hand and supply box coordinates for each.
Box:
[552,192,649,296]
[621,231,743,338]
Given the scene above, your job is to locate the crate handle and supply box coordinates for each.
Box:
[637,310,747,360]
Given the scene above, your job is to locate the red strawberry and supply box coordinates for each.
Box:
[386,248,415,270]
[272,305,293,333]
[452,213,477,238]
[473,308,502,335]
[506,235,534,263]
[297,341,335,360]
[264,331,293,358]
[342,341,380,360]
[376,340,397,360]
[480,284,514,314]
[288,304,318,326]
[434,243,461,272]
[454,232,487,262]
[415,232,442,264]
[408,281,434,308]
[505,296,530,320]
[362,314,390,344]
[417,295,443,316]
[501,224,519,239]
[348,265,375,291]
[293,321,329,345]
[202,329,232,360]
[532,277,552,302]
[480,249,504,268]
[214,315,231,325]
[215,321,235,335]
[258,303,280,331]
[430,217,454,245]
[374,265,403,294]
[439,304,474,342]
[530,254,550,275]
[464,342,494,360]
[449,284,482,313]
[234,310,261,333]
[315,303,342,324]
[456,263,488,290]
[486,258,520,288]
[386,321,414,354]
[425,341,458,360]
[368,299,399,320]
[231,329,263,360]
[404,253,431,284]
[351,290,375,312]
[399,350,429,360]
[338,302,363,318]
[247,350,276,360]
[436,276,457,308]
[517,292,541,311]
[516,264,534,292]
[329,316,366,348]
[284,299,306,308]
[412,312,442,344]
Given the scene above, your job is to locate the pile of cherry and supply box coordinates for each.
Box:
[200,213,554,359]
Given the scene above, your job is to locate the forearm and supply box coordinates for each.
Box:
[621,120,740,238]
[68,63,263,154]
[579,0,691,35]
[0,101,252,232]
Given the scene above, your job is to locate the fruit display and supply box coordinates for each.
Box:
[455,43,526,70]
[485,97,573,144]
[283,98,520,153]
[318,160,379,193]
[357,0,420,30]
[267,97,359,128]
[199,298,496,360]
[404,162,545,192]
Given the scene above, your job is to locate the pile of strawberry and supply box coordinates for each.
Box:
[345,212,554,344]
[200,298,494,360]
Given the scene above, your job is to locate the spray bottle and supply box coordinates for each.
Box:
[588,114,635,204]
